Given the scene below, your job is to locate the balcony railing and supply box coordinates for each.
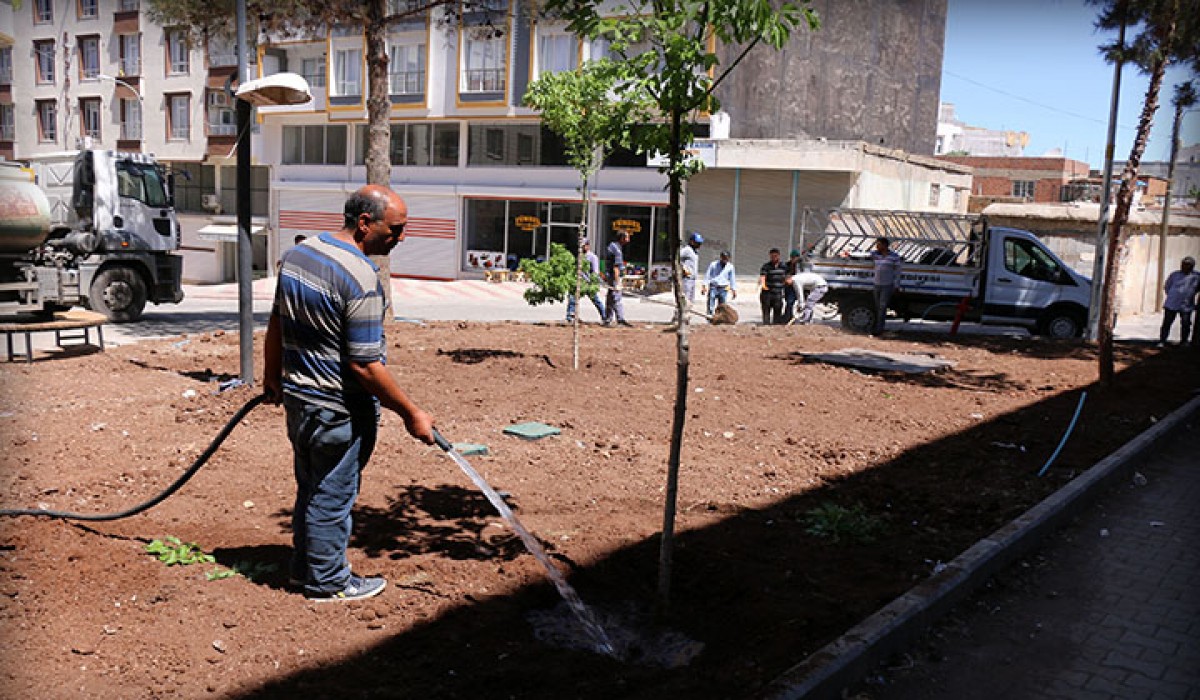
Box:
[118,0,140,10]
[389,70,424,95]
[170,125,190,140]
[121,122,142,140]
[209,52,238,68]
[0,124,14,141]
[121,58,141,77]
[462,68,504,93]
[0,68,11,85]
[208,123,236,136]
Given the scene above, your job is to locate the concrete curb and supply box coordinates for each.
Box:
[755,392,1200,700]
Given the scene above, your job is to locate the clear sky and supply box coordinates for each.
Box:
[942,0,1199,166]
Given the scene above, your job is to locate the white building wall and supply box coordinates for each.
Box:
[7,1,207,160]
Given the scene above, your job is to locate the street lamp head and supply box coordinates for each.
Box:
[235,72,312,107]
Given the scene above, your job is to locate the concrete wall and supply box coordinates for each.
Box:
[714,0,946,155]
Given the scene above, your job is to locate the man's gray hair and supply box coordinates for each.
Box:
[343,190,388,229]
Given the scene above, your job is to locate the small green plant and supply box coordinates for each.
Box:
[145,536,215,566]
[519,243,599,306]
[205,560,279,582]
[802,503,886,544]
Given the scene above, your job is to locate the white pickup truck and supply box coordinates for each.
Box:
[803,208,1091,339]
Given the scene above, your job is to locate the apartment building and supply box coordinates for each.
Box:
[257,0,966,282]
[0,0,270,282]
[3,0,966,284]
[935,155,1092,210]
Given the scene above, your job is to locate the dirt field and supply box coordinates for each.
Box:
[0,321,1195,699]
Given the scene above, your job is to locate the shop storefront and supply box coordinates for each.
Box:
[462,197,669,280]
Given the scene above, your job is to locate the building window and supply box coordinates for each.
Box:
[167,30,190,75]
[120,99,142,140]
[34,0,53,23]
[79,97,102,139]
[282,125,347,165]
[467,123,568,166]
[34,40,56,84]
[1012,180,1035,199]
[300,56,325,88]
[207,90,236,136]
[537,30,576,76]
[167,93,190,140]
[120,34,141,77]
[78,36,101,80]
[0,104,14,141]
[464,198,584,272]
[462,34,505,93]
[928,183,940,207]
[354,122,458,166]
[37,100,57,142]
[79,0,98,19]
[208,35,237,68]
[388,41,425,95]
[119,0,140,11]
[333,48,362,97]
[0,47,11,85]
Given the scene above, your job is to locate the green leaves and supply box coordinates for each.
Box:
[519,243,599,306]
[802,503,886,544]
[145,536,215,567]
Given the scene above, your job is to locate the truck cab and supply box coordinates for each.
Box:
[980,227,1091,338]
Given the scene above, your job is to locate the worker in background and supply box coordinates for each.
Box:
[758,248,788,325]
[1160,255,1199,347]
[790,259,829,325]
[602,231,633,327]
[703,250,738,316]
[566,241,606,323]
[870,237,903,335]
[264,185,436,603]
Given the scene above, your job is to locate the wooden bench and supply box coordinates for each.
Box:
[0,310,107,363]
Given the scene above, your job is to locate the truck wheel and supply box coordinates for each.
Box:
[89,268,147,322]
[839,297,876,334]
[1038,309,1083,339]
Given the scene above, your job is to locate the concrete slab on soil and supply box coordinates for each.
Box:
[451,443,490,456]
[802,348,955,374]
[502,422,562,440]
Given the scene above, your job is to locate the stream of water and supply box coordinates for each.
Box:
[442,447,618,658]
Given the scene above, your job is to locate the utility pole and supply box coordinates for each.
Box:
[236,0,254,383]
[1086,14,1126,342]
[1156,86,1197,311]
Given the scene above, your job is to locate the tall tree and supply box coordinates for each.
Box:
[524,59,650,370]
[547,0,819,609]
[1090,0,1200,384]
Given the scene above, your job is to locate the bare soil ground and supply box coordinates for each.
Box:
[0,321,1196,699]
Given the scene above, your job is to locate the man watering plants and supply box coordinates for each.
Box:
[264,185,436,603]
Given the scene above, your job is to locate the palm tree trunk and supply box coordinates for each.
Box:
[1098,52,1169,384]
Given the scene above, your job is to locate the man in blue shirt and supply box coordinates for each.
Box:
[264,185,436,603]
[703,250,737,316]
[1160,255,1199,347]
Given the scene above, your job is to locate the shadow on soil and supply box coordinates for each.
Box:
[233,346,1199,700]
[110,310,271,341]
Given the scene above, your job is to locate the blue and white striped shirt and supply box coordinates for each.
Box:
[273,232,386,414]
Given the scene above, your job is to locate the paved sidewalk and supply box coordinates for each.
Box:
[871,423,1200,700]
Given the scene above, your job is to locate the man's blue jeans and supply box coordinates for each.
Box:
[285,397,379,594]
[566,291,605,320]
[707,286,729,315]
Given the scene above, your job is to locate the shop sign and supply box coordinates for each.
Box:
[612,218,641,235]
[515,215,542,231]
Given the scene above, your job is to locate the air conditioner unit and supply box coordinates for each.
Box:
[208,91,229,108]
[201,194,221,212]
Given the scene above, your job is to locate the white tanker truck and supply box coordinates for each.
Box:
[0,151,184,322]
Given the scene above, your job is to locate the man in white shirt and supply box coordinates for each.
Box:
[1160,256,1199,347]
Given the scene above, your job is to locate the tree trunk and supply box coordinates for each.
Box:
[574,173,589,371]
[364,0,395,318]
[1098,53,1169,384]
[657,109,689,611]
